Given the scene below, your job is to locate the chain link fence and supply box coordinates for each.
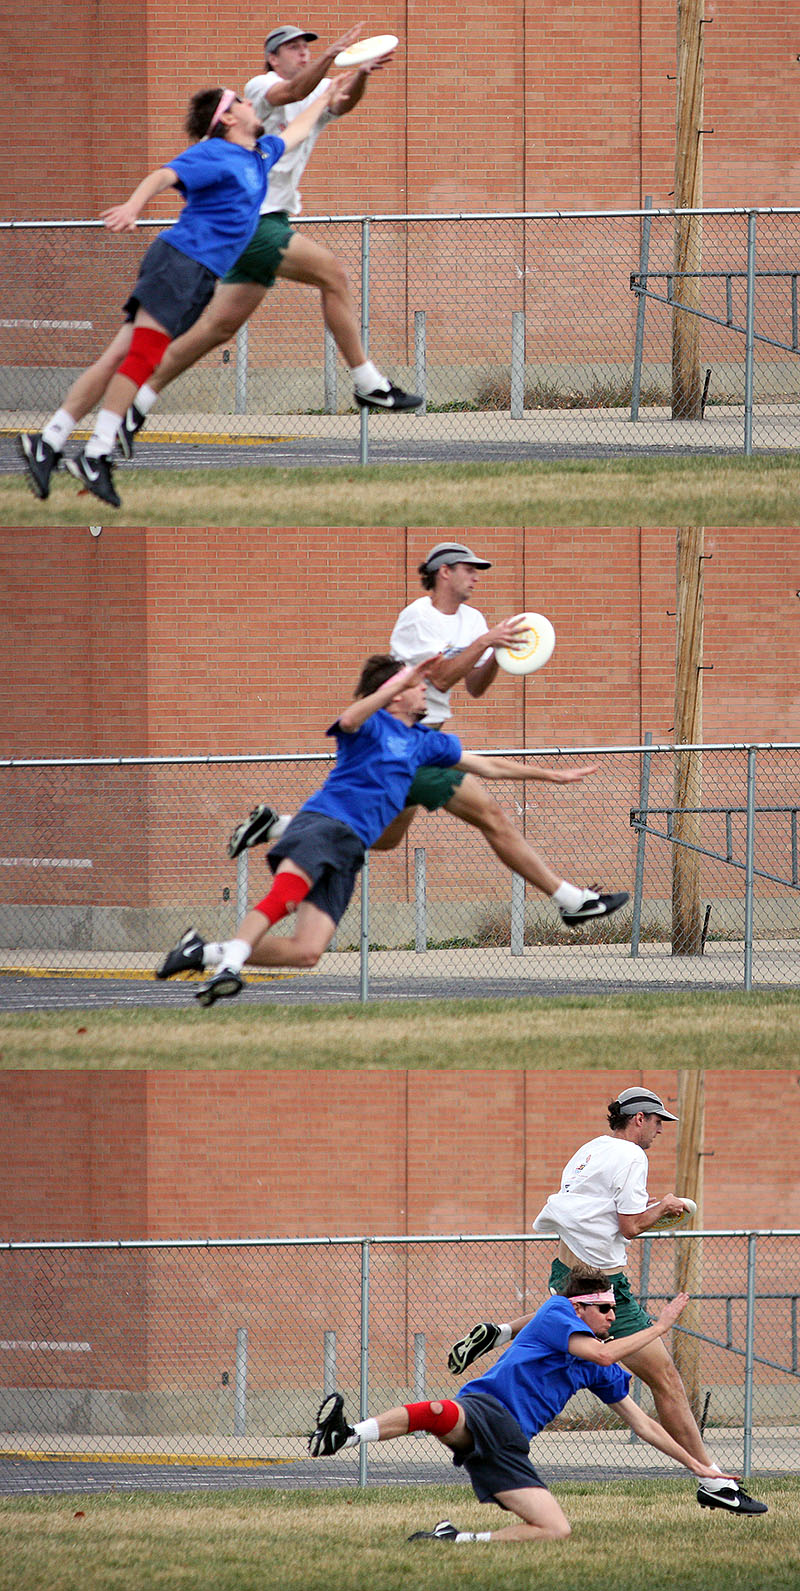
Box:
[1,1231,798,1491]
[2,207,799,462]
[1,742,798,999]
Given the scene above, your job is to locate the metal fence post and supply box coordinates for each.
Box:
[511,871,525,955]
[511,311,526,418]
[234,325,248,414]
[234,1326,248,1437]
[631,197,654,422]
[630,731,653,957]
[414,310,427,413]
[744,746,756,990]
[360,850,370,1003]
[744,211,756,456]
[743,1232,757,1478]
[413,1332,426,1436]
[236,850,248,925]
[359,218,370,466]
[323,1329,337,1396]
[324,327,337,413]
[629,1236,652,1439]
[359,1239,370,1486]
[414,847,427,952]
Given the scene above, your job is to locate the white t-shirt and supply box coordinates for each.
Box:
[532,1135,651,1270]
[244,72,336,215]
[389,595,492,725]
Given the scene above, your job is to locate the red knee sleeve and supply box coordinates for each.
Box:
[404,1399,460,1436]
[117,326,171,387]
[254,872,310,926]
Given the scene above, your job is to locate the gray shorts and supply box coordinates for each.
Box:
[123,237,217,337]
[268,811,365,927]
[453,1392,546,1505]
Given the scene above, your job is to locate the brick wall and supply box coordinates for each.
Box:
[7,4,799,219]
[1,527,798,759]
[2,1069,798,1240]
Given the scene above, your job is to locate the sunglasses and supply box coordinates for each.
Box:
[592,1303,615,1315]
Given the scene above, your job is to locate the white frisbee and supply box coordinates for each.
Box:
[648,1197,698,1232]
[495,612,556,676]
[334,33,398,66]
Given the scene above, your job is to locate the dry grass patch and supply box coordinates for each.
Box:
[2,454,800,527]
[1,990,798,1069]
[1,1480,798,1591]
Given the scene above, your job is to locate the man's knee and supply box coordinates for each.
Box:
[404,1399,460,1436]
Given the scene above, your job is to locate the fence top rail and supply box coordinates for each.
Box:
[1,742,798,771]
[2,1229,799,1252]
[3,205,800,231]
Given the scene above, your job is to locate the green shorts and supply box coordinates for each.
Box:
[222,211,294,288]
[405,766,465,811]
[548,1256,653,1339]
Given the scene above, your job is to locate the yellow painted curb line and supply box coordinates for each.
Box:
[2,428,297,447]
[0,1448,297,1468]
[0,965,318,983]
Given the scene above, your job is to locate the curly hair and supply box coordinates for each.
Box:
[185,87,229,141]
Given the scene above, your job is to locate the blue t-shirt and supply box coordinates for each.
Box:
[301,710,461,848]
[459,1295,630,1442]
[163,133,285,277]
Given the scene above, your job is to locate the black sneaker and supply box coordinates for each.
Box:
[117,402,146,461]
[408,1520,460,1542]
[227,803,288,859]
[354,382,423,411]
[65,450,121,508]
[697,1481,768,1515]
[559,889,630,927]
[447,1321,501,1375]
[155,928,206,980]
[194,966,244,1008]
[308,1392,354,1456]
[17,433,62,499]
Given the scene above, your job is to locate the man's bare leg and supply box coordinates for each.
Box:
[58,323,136,424]
[444,775,563,895]
[620,1337,712,1465]
[276,231,366,367]
[370,806,419,851]
[148,281,267,392]
[234,896,336,970]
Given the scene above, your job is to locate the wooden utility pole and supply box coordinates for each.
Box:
[672,0,705,419]
[672,1070,704,1420]
[672,529,704,955]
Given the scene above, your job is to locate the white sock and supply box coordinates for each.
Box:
[134,382,160,416]
[351,359,389,395]
[85,408,121,458]
[700,1473,736,1492]
[218,937,251,973]
[344,1417,380,1447]
[42,409,75,450]
[553,880,592,914]
[455,1532,492,1543]
[202,942,224,967]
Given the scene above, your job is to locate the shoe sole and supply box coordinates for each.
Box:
[227,807,280,858]
[354,396,423,410]
[16,436,51,500]
[195,974,243,1007]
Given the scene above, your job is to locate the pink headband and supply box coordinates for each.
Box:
[208,88,237,133]
[571,1290,616,1306]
